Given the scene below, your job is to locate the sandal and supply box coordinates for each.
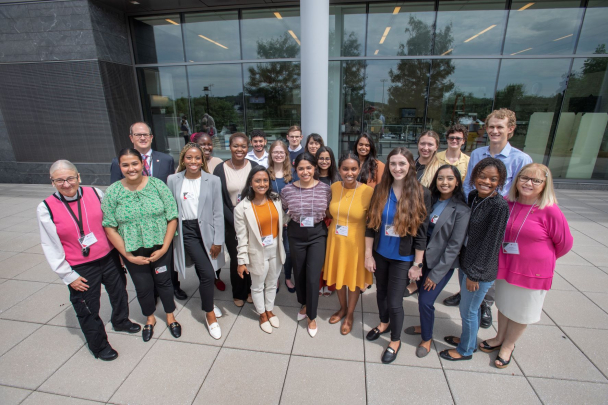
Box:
[329,311,346,325]
[444,336,460,347]
[340,318,353,335]
[479,340,502,353]
[495,347,515,369]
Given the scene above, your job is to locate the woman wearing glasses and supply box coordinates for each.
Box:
[316,146,340,186]
[38,160,139,360]
[435,124,470,181]
[480,164,572,369]
[102,148,180,342]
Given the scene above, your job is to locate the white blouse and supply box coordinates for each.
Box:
[181,176,201,220]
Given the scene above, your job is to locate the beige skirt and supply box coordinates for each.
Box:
[495,279,547,325]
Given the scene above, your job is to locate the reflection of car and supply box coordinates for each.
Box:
[381,133,398,139]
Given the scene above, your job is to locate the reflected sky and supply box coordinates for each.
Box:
[434,10,506,55]
[329,5,366,57]
[432,59,499,100]
[240,9,301,59]
[576,1,608,54]
[183,12,241,62]
[187,64,243,98]
[496,58,570,97]
[133,16,184,64]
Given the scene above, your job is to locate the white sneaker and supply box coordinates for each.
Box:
[268,316,280,328]
[213,305,223,318]
[260,320,273,334]
[205,317,222,340]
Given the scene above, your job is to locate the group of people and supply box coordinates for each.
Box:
[37,108,573,368]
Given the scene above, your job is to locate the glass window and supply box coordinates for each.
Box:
[426,59,499,152]
[367,2,436,57]
[183,11,240,62]
[241,8,301,60]
[434,0,507,56]
[132,15,184,64]
[549,58,608,179]
[364,59,432,159]
[329,5,367,57]
[243,62,301,141]
[576,0,608,55]
[137,66,190,161]
[503,0,583,56]
[494,58,571,163]
[187,64,245,158]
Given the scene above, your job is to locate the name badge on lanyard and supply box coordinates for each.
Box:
[502,201,536,256]
[502,242,519,255]
[430,215,439,224]
[335,224,349,236]
[261,235,274,246]
[384,225,398,237]
[300,216,314,227]
[79,233,98,248]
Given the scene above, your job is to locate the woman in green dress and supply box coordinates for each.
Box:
[102,148,180,342]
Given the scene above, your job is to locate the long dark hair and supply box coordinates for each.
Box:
[429,164,466,204]
[315,146,339,183]
[352,133,378,184]
[241,166,280,202]
[118,147,143,163]
[294,152,319,180]
[305,133,325,152]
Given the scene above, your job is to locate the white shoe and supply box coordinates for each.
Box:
[307,324,318,338]
[260,320,273,334]
[205,317,222,340]
[213,305,223,318]
[268,316,280,328]
[297,307,307,322]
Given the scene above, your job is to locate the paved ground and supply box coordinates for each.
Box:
[0,184,607,405]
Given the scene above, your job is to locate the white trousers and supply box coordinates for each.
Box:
[250,239,281,314]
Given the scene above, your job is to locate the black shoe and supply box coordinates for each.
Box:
[366,326,390,341]
[113,322,141,334]
[285,280,296,293]
[480,302,492,329]
[444,336,477,352]
[96,345,118,361]
[168,322,182,338]
[443,292,461,306]
[381,342,401,364]
[174,288,188,300]
[142,323,155,342]
[439,349,472,361]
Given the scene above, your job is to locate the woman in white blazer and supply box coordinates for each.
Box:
[167,143,225,339]
[234,166,286,334]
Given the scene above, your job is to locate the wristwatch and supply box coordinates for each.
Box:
[413,262,423,268]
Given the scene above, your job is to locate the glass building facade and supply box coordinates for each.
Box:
[131,0,608,180]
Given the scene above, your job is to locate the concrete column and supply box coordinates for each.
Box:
[300,0,329,143]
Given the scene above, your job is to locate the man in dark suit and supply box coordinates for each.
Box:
[110,122,188,300]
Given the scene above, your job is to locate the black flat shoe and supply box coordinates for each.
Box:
[480,302,492,329]
[366,326,390,341]
[114,322,141,334]
[285,280,296,293]
[443,292,461,306]
[495,348,515,369]
[142,323,155,342]
[174,288,188,300]
[96,345,118,361]
[479,340,502,353]
[403,286,417,298]
[444,336,477,352]
[381,342,401,364]
[439,349,472,361]
[168,322,182,338]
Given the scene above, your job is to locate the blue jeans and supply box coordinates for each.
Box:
[283,227,293,280]
[417,268,454,342]
[456,271,493,357]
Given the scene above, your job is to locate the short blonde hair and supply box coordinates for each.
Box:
[508,163,558,209]
[485,108,517,129]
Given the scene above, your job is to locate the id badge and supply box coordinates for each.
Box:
[430,215,439,224]
[335,225,349,236]
[237,193,242,203]
[384,225,399,237]
[155,265,167,274]
[502,242,520,255]
[78,233,97,248]
[300,216,314,227]
[261,235,274,246]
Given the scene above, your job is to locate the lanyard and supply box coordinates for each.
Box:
[298,181,315,219]
[337,181,359,227]
[384,187,394,224]
[504,200,537,244]
[251,199,273,237]
[59,191,85,237]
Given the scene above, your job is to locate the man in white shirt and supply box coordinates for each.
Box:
[246,129,269,168]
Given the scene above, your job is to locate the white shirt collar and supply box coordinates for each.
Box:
[288,145,302,152]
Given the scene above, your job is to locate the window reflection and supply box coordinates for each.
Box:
[434,0,507,56]
[183,11,240,62]
[494,58,571,163]
[367,2,435,57]
[576,0,608,55]
[132,15,184,64]
[243,62,301,140]
[241,8,301,59]
[137,66,190,161]
[329,5,367,57]
[550,58,608,179]
[504,0,583,55]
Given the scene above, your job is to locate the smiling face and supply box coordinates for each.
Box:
[436,167,457,199]
[447,131,465,152]
[356,137,371,158]
[119,154,143,182]
[129,123,153,152]
[270,145,287,165]
[475,166,500,198]
[251,171,270,199]
[196,135,213,159]
[287,130,302,149]
[51,168,80,198]
[388,153,409,181]
[183,147,203,175]
[317,151,331,171]
[418,134,438,159]
[339,158,360,186]
[486,117,514,147]
[296,159,315,183]
[252,136,267,153]
[517,169,545,201]
[307,139,321,155]
[230,137,248,161]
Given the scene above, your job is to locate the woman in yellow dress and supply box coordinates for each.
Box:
[323,152,374,335]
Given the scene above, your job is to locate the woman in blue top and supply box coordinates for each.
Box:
[267,140,296,293]
[364,147,431,364]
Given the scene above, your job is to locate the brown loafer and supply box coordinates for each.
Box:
[233,299,244,307]
[329,312,345,324]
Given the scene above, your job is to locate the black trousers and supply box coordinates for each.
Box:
[374,251,411,342]
[123,245,176,316]
[70,249,130,356]
[169,243,180,290]
[225,222,251,300]
[288,220,327,321]
[183,220,215,312]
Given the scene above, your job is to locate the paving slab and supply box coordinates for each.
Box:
[0,319,41,356]
[528,377,608,405]
[1,283,71,323]
[193,348,289,405]
[0,279,46,314]
[583,292,608,313]
[445,370,540,405]
[542,290,608,329]
[12,261,57,283]
[555,264,608,293]
[0,384,32,404]
[0,252,47,278]
[0,232,43,252]
[571,245,608,267]
[21,392,102,404]
[563,326,608,379]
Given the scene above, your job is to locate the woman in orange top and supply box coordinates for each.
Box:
[352,133,385,188]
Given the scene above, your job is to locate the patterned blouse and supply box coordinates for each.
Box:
[102,177,178,252]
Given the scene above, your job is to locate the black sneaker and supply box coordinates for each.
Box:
[480,302,492,329]
[443,292,461,306]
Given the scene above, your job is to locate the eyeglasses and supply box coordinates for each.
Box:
[51,176,78,186]
[447,136,463,142]
[318,157,331,162]
[132,133,152,139]
[272,152,286,156]
[518,175,545,186]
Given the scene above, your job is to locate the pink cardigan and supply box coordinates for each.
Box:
[497,201,573,290]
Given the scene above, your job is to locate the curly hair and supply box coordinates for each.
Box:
[446,124,468,139]
[177,142,209,174]
[469,157,508,193]
[229,132,249,146]
[250,129,266,140]
[485,108,516,128]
